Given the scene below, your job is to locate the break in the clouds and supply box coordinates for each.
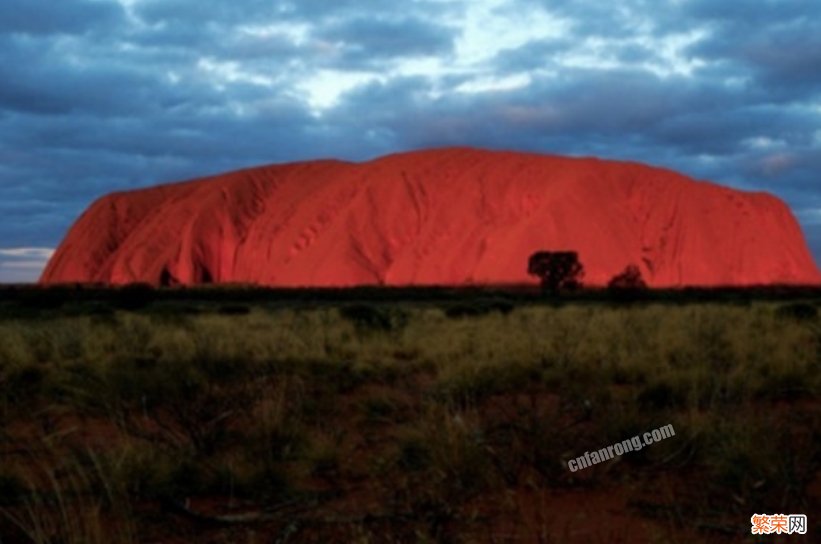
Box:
[1,0,820,282]
[0,247,54,283]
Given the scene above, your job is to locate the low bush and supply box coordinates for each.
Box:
[339,304,408,332]
[443,298,514,318]
[775,301,818,321]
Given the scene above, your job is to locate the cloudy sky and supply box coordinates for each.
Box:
[1,0,820,282]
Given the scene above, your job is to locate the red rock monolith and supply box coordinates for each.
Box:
[41,148,821,287]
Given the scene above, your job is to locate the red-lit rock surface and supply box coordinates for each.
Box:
[41,148,821,287]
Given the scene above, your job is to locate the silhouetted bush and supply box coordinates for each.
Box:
[527,251,584,292]
[114,283,156,310]
[608,264,647,291]
[15,287,71,310]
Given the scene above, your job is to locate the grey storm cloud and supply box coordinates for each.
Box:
[134,0,287,25]
[0,0,125,35]
[134,0,450,26]
[1,0,821,281]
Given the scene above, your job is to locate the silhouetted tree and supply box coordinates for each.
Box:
[527,251,584,292]
[607,264,647,290]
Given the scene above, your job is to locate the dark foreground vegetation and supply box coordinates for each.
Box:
[1,285,820,542]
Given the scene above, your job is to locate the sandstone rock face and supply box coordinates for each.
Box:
[41,148,821,287]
